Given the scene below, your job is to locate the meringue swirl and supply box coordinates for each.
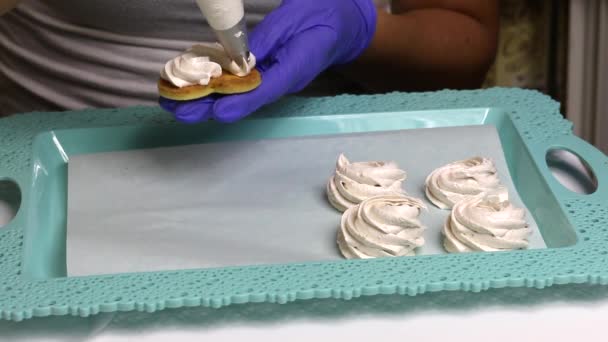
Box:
[442,190,531,253]
[161,43,257,88]
[327,154,407,212]
[425,157,502,209]
[338,195,427,259]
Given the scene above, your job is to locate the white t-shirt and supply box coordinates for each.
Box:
[0,0,385,115]
[0,0,279,114]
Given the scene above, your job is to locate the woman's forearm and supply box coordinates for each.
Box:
[0,0,21,15]
[344,1,499,92]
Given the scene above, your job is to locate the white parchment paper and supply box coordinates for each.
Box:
[67,125,545,277]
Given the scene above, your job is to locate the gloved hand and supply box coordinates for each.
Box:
[160,0,377,123]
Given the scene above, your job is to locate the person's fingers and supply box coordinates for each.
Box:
[248,0,320,62]
[158,96,216,124]
[270,26,338,92]
[248,5,292,62]
[212,27,338,123]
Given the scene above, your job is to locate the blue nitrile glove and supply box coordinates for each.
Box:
[159,0,377,123]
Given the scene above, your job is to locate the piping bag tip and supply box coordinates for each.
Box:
[234,53,252,75]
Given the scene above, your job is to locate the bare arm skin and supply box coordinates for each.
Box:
[343,0,499,92]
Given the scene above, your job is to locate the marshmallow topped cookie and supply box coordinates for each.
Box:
[442,189,531,253]
[327,154,407,212]
[158,43,261,101]
[425,157,502,209]
[338,195,427,259]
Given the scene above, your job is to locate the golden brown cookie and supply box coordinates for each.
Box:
[158,68,262,101]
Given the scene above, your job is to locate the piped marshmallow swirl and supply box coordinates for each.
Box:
[327,154,407,212]
[161,43,256,88]
[425,157,502,209]
[338,195,426,259]
[442,190,531,253]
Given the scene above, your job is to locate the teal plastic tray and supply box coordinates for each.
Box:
[1,88,607,321]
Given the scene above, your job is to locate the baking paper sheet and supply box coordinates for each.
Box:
[67,125,546,277]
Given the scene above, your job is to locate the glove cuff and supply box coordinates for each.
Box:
[339,0,378,65]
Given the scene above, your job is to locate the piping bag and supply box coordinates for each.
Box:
[195,0,253,74]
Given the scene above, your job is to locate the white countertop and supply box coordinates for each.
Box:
[0,283,607,341]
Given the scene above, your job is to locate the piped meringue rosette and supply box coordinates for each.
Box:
[442,189,531,253]
[327,154,407,212]
[425,157,502,209]
[337,195,427,259]
[161,43,257,88]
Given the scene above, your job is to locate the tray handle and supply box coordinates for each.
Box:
[543,135,608,199]
[0,178,21,230]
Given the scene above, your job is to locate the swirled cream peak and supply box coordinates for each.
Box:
[425,157,501,209]
[443,189,531,253]
[160,43,256,88]
[338,195,427,259]
[327,154,407,212]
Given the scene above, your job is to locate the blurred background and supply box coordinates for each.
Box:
[379,0,607,153]
[482,0,607,154]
